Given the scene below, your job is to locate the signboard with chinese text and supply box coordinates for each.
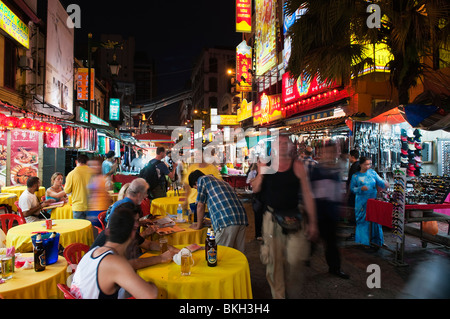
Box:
[79,107,109,126]
[236,40,252,92]
[10,129,39,186]
[255,0,277,75]
[109,98,120,121]
[236,0,252,33]
[282,72,338,104]
[76,68,95,101]
[253,94,283,126]
[0,130,6,188]
[0,1,29,48]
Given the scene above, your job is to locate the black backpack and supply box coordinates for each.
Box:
[139,159,162,191]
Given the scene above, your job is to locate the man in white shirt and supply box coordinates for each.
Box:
[18,177,53,223]
[131,151,147,171]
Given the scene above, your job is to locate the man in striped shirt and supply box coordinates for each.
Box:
[189,170,248,253]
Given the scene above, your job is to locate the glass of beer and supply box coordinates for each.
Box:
[1,256,13,280]
[180,249,194,276]
[159,237,168,254]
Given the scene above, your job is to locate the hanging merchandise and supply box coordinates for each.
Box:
[391,168,406,244]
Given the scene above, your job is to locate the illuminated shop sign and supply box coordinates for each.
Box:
[0,1,29,48]
[236,0,251,33]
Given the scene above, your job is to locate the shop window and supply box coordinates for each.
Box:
[4,38,16,89]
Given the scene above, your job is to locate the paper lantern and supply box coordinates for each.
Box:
[18,118,32,129]
[2,116,18,129]
[29,119,40,131]
[37,121,46,132]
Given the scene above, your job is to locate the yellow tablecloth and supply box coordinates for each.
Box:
[150,196,186,216]
[137,245,253,299]
[6,219,94,253]
[69,193,118,205]
[166,190,186,197]
[152,222,207,246]
[0,253,68,299]
[2,186,45,211]
[49,204,73,219]
[0,193,18,212]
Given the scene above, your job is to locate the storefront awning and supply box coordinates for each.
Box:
[289,115,349,133]
[134,132,175,143]
[366,107,407,124]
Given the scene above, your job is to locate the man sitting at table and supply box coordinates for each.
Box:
[18,177,54,223]
[188,170,248,253]
[94,178,179,269]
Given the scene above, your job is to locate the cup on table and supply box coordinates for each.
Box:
[1,256,13,280]
[46,219,53,230]
[159,237,168,254]
[180,248,194,276]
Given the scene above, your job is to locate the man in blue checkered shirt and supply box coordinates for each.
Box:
[189,170,248,253]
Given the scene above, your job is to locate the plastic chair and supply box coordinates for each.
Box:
[57,283,77,299]
[63,243,90,273]
[14,201,26,221]
[0,213,25,234]
[97,211,107,230]
[140,198,151,217]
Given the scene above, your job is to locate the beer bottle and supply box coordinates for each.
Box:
[205,228,211,261]
[34,234,46,272]
[207,231,217,267]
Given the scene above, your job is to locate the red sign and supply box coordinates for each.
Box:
[10,129,39,186]
[0,131,6,188]
[282,72,338,104]
[236,0,252,33]
[236,40,252,92]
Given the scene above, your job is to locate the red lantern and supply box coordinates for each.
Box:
[44,123,52,132]
[37,121,46,132]
[29,119,40,131]
[2,116,18,129]
[18,118,32,130]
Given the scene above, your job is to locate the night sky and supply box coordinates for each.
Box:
[60,0,242,124]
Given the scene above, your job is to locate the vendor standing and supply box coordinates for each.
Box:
[350,156,389,248]
[102,151,118,190]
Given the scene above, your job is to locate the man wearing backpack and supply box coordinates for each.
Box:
[140,147,177,199]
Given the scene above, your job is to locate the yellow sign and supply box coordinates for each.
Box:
[0,1,29,48]
[220,115,239,126]
[237,99,253,122]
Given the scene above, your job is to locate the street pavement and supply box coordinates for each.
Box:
[240,198,450,299]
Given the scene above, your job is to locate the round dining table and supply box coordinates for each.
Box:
[152,222,208,246]
[2,186,46,211]
[137,244,253,299]
[0,192,18,213]
[49,203,73,219]
[150,196,186,216]
[0,253,68,299]
[166,189,186,197]
[6,219,94,253]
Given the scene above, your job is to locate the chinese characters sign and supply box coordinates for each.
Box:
[76,68,95,101]
[236,40,252,92]
[109,98,120,121]
[282,72,337,104]
[236,0,252,33]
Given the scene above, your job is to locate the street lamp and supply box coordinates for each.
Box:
[108,54,121,76]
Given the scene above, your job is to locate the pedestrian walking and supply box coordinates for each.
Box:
[251,134,318,299]
[310,141,349,279]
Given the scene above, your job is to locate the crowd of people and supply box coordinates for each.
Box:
[15,138,391,299]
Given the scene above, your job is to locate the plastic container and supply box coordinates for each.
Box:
[31,232,60,265]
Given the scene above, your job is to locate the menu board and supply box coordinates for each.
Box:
[10,129,39,186]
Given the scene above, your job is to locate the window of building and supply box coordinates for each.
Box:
[209,96,218,108]
[209,57,218,73]
[4,38,16,89]
[209,77,217,92]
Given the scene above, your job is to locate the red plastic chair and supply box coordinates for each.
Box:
[63,243,90,273]
[57,283,77,299]
[97,211,107,230]
[0,213,25,234]
[14,201,26,222]
[140,198,151,217]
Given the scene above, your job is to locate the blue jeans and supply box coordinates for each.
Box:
[73,211,87,219]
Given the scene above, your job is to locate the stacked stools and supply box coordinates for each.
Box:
[400,128,422,177]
